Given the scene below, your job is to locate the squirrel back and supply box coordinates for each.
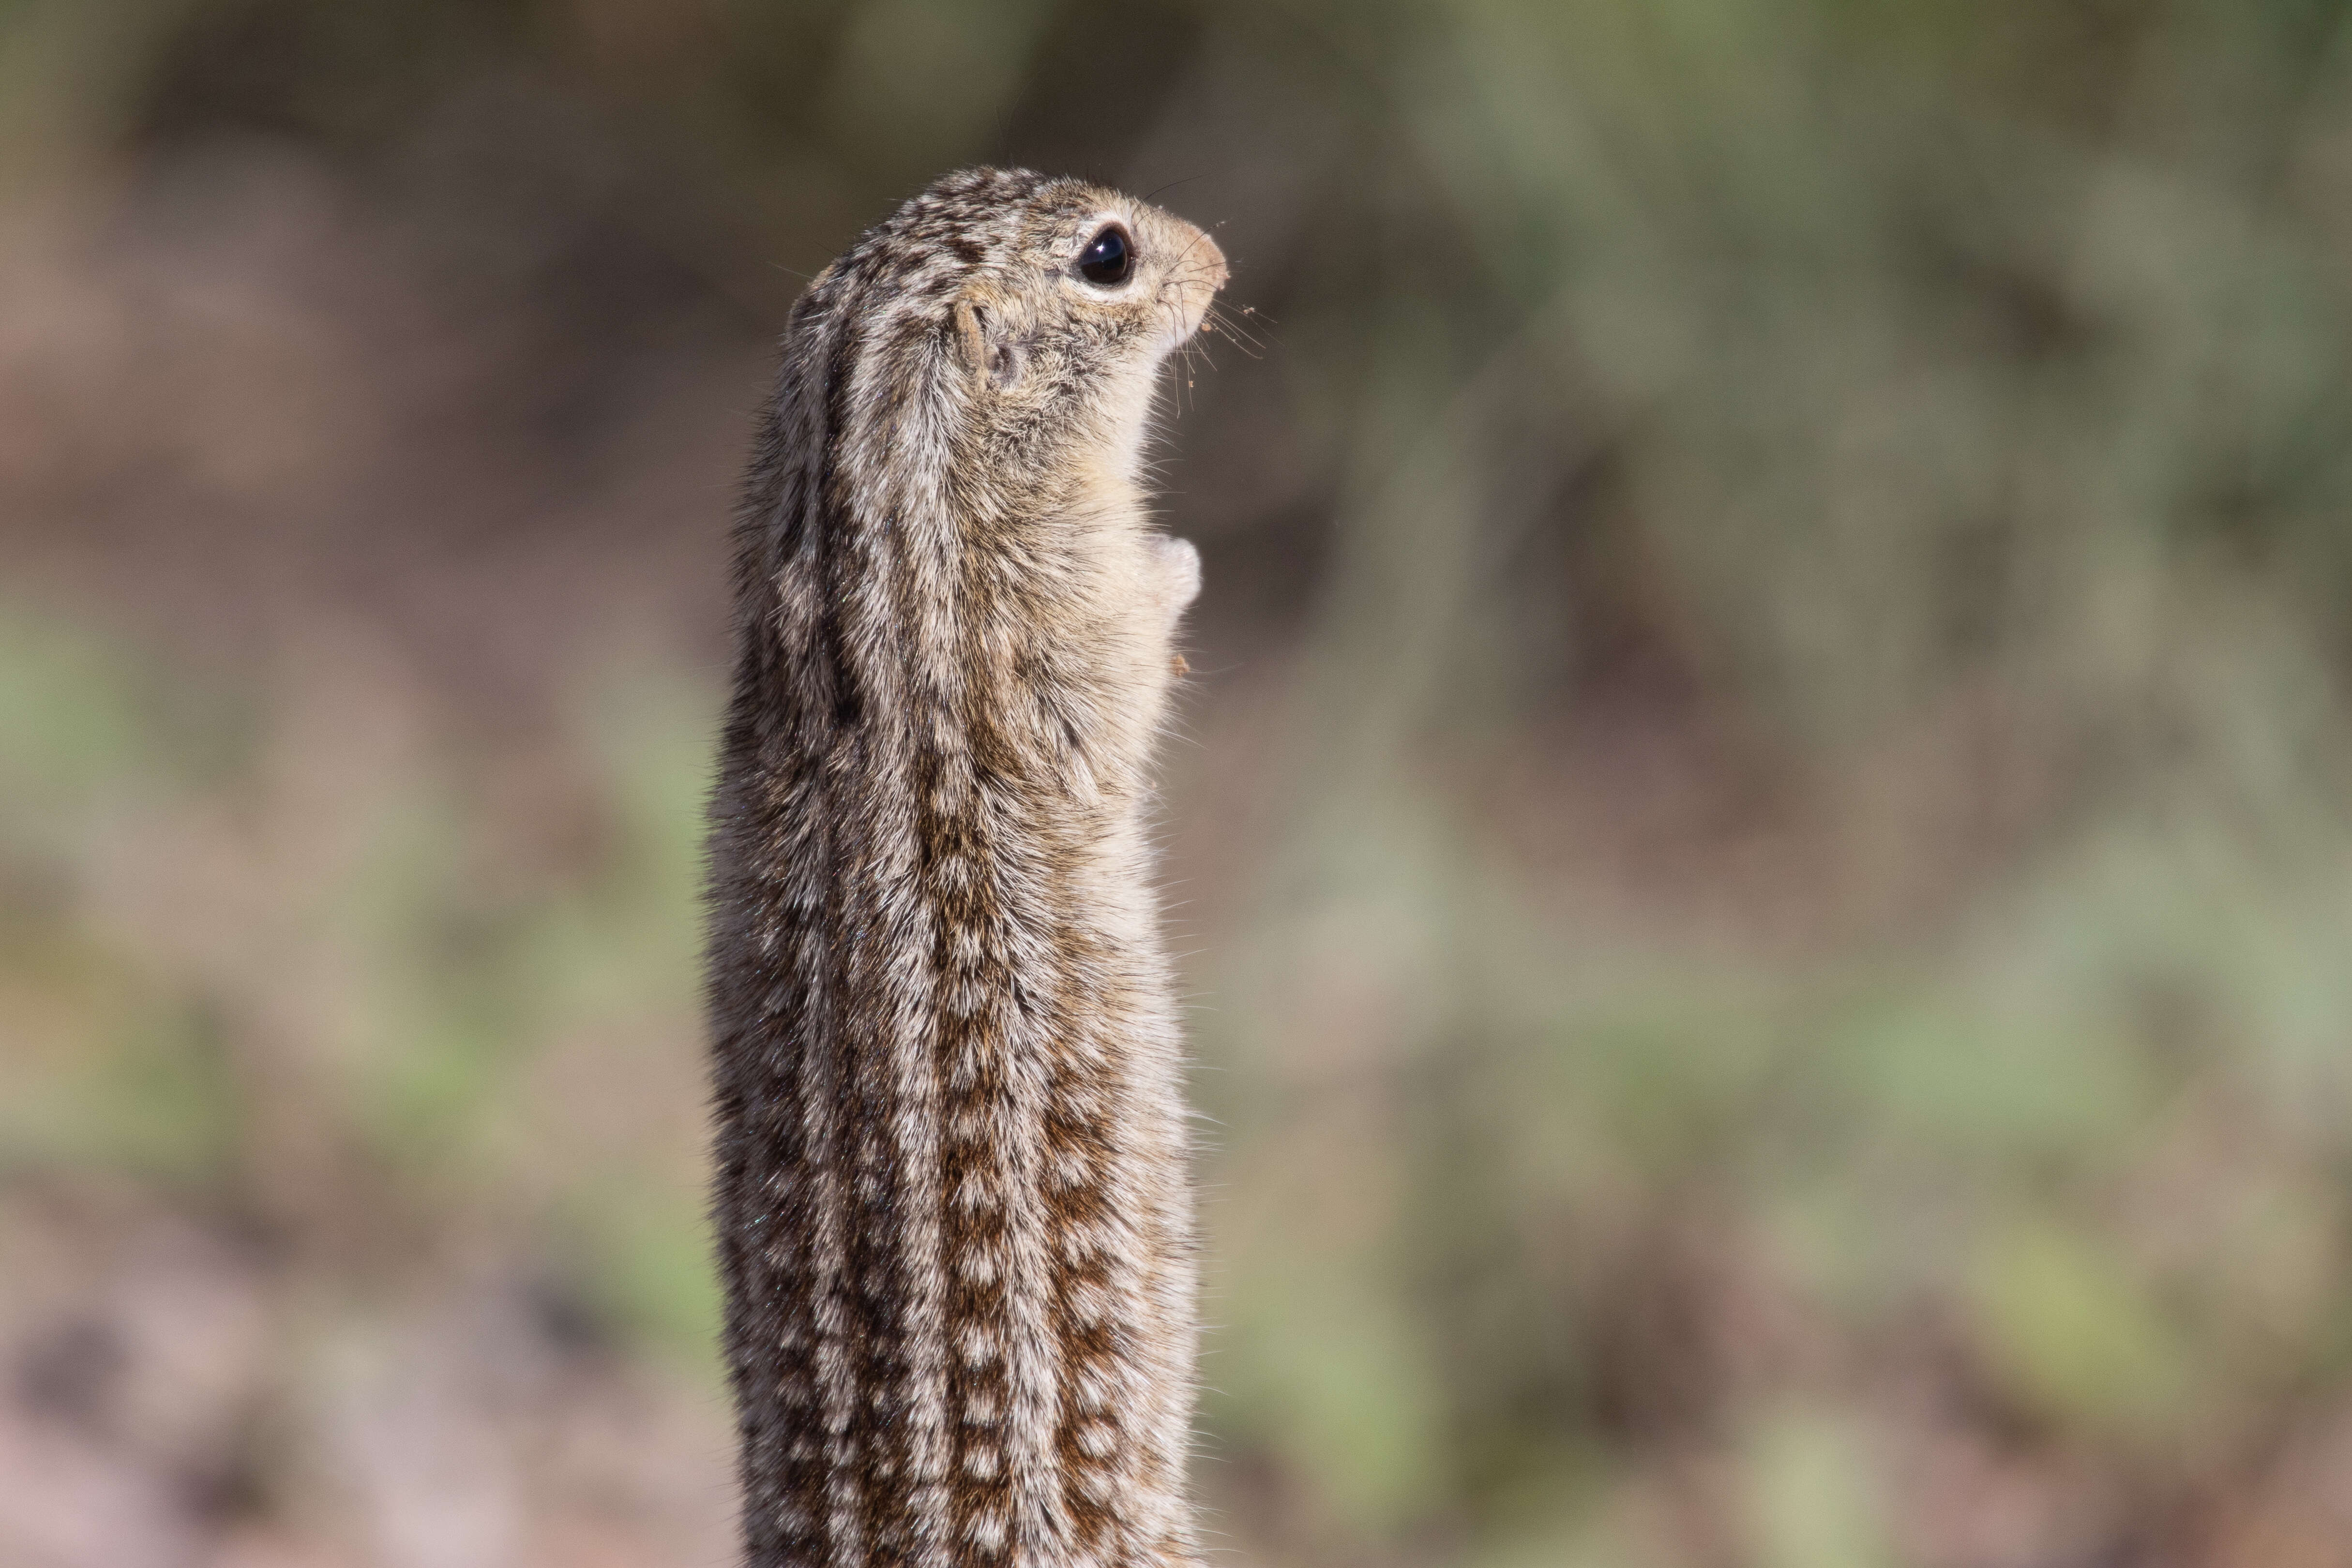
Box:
[706,166,1227,1568]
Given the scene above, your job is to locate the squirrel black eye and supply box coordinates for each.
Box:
[1077,225,1133,286]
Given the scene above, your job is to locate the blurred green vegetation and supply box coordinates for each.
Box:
[10,0,2352,1564]
[0,604,719,1347]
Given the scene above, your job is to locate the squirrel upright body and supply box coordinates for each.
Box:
[705,168,1227,1568]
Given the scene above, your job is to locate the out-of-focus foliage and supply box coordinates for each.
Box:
[9,1,2352,1565]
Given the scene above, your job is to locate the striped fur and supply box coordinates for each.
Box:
[706,168,1226,1568]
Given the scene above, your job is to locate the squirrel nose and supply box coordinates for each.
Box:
[1192,230,1229,291]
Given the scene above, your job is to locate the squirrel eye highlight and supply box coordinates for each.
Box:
[1077,225,1134,286]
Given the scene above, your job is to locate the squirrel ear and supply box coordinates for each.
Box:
[951,298,1025,392]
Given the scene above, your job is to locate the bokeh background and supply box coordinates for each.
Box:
[9,1,2352,1564]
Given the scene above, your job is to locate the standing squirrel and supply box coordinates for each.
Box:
[705,167,1228,1568]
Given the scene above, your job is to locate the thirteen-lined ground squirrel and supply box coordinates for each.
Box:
[705,168,1229,1568]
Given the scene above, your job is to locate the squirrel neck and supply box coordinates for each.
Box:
[708,327,1197,1568]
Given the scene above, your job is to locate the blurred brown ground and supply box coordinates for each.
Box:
[10,3,2352,1566]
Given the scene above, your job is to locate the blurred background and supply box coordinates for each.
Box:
[7,1,2352,1564]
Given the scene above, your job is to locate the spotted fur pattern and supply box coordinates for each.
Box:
[706,167,1227,1568]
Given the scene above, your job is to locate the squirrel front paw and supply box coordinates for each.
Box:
[1148,534,1201,623]
[1146,535,1200,677]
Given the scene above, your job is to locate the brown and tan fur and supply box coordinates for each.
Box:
[705,168,1227,1568]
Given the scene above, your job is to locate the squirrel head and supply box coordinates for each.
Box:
[941,174,1227,432]
[790,167,1228,521]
